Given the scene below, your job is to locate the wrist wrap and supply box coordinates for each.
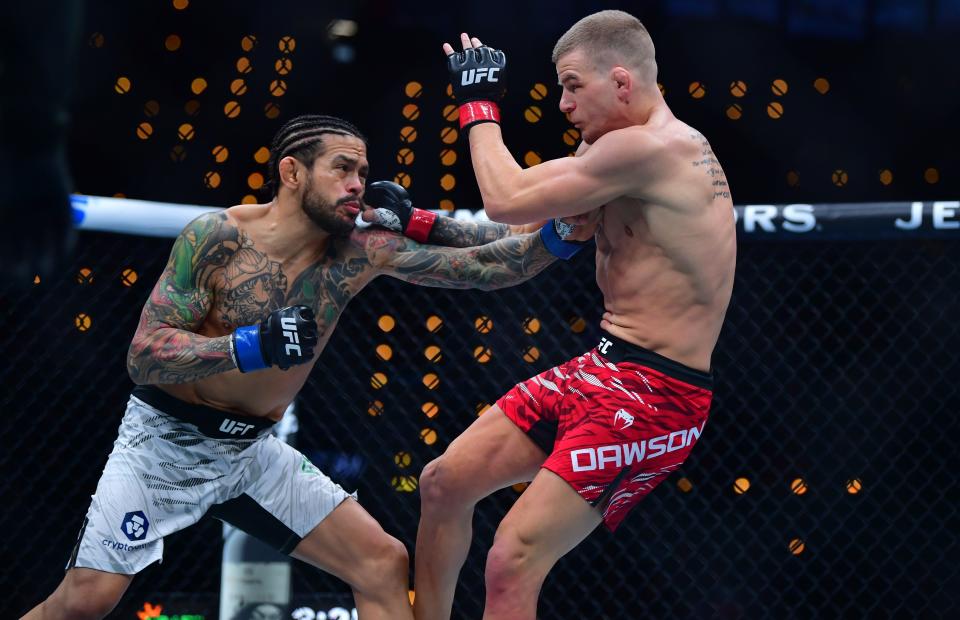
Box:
[459,101,501,130]
[540,221,586,259]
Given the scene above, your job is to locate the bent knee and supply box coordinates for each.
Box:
[486,537,525,579]
[56,597,119,620]
[485,529,539,591]
[47,574,127,619]
[420,456,476,509]
[350,534,409,594]
[382,534,410,572]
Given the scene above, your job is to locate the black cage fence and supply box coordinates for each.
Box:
[2,218,958,618]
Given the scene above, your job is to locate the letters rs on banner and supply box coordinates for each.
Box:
[734,201,960,240]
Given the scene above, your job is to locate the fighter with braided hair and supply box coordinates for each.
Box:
[24,114,593,620]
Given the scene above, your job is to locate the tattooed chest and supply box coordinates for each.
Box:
[212,271,288,327]
[208,254,362,337]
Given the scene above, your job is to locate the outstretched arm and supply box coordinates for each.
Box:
[428,215,547,246]
[362,179,543,247]
[360,228,560,291]
[126,212,238,385]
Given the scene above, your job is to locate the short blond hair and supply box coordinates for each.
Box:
[552,10,657,85]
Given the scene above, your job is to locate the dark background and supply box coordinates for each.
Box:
[2,1,959,618]
[66,0,960,206]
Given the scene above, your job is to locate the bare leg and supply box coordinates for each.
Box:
[291,498,413,620]
[482,469,602,620]
[21,568,132,620]
[414,407,546,620]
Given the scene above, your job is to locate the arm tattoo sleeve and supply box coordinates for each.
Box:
[126,213,239,385]
[427,216,512,247]
[372,230,558,291]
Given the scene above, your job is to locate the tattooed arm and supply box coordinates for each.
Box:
[426,215,548,247]
[427,216,510,247]
[362,184,544,247]
[126,212,238,385]
[361,228,558,291]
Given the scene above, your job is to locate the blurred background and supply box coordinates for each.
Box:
[2,1,958,618]
[62,0,960,205]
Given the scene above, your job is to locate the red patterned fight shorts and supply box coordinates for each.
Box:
[496,333,713,531]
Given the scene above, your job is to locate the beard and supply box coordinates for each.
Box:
[300,181,356,236]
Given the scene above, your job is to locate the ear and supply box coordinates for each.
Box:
[611,67,632,103]
[277,156,302,192]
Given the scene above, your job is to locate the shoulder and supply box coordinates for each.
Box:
[178,210,237,244]
[590,125,669,159]
[183,209,227,230]
[578,126,672,185]
[170,211,242,276]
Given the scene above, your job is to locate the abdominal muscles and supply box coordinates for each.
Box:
[594,200,734,371]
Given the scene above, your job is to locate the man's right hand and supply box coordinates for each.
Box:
[539,210,601,259]
[508,211,600,240]
[443,33,507,130]
[231,305,318,372]
[557,209,602,242]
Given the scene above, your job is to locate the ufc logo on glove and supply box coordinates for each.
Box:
[231,305,318,372]
[280,316,302,357]
[446,45,507,129]
[461,67,500,85]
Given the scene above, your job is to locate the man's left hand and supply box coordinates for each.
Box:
[362,180,438,243]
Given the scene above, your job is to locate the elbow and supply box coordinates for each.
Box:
[482,200,521,225]
[127,366,146,386]
[483,201,537,226]
[126,345,148,385]
[483,200,507,222]
[479,276,532,292]
[473,281,497,292]
[127,361,146,385]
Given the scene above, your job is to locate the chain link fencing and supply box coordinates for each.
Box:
[2,229,957,618]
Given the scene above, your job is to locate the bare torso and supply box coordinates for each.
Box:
[592,115,736,371]
[145,202,553,420]
[159,205,375,420]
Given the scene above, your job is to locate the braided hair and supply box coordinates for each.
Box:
[266,115,366,196]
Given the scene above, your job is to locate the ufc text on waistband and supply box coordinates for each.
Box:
[131,385,276,439]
